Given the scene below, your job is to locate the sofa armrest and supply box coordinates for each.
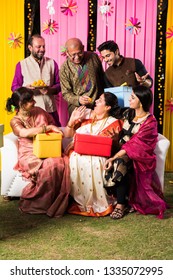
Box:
[1,133,29,196]
[1,130,72,197]
[155,133,170,191]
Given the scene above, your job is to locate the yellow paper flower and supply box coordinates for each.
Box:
[8,32,23,48]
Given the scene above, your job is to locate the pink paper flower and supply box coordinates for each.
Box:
[42,19,59,35]
[166,27,173,42]
[61,0,78,16]
[165,98,173,113]
[60,46,67,56]
[125,17,141,35]
[8,32,23,48]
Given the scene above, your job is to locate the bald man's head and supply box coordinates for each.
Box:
[65,38,84,64]
[65,38,83,50]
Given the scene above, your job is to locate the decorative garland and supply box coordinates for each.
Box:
[154,0,168,133]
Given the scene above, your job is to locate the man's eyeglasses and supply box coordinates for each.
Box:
[67,51,83,59]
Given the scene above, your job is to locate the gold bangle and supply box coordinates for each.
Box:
[42,125,46,133]
[67,122,74,129]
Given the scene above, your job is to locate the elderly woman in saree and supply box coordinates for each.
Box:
[63,92,123,217]
[6,87,71,217]
[104,85,167,219]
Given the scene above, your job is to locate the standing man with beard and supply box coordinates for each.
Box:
[11,34,61,126]
[97,40,153,89]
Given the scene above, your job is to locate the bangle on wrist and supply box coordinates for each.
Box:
[67,122,74,129]
[142,79,151,87]
[42,125,47,133]
[141,79,146,84]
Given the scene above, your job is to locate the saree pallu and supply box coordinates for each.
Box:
[128,170,167,219]
[19,155,70,217]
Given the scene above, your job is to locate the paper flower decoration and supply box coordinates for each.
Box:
[61,0,78,16]
[8,32,23,48]
[60,46,67,56]
[165,98,173,113]
[99,1,113,17]
[125,17,141,35]
[166,27,173,42]
[42,19,59,35]
[46,0,55,16]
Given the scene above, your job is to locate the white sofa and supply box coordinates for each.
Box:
[0,130,72,197]
[0,132,170,197]
[154,133,170,189]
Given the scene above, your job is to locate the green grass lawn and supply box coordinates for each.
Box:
[0,172,173,260]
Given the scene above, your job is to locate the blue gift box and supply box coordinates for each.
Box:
[104,86,132,107]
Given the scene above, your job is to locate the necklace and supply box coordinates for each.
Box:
[90,117,108,135]
[17,111,34,128]
[19,109,31,117]
[133,112,148,122]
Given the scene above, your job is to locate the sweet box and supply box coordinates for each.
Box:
[74,133,112,157]
[33,132,62,158]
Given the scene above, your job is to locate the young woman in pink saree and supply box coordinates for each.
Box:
[63,92,123,217]
[104,85,167,219]
[6,87,71,217]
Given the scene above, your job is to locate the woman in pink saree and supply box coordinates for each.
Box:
[6,87,71,217]
[104,85,167,219]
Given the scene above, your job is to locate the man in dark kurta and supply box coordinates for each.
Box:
[98,40,153,89]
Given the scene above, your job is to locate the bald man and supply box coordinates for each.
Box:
[60,38,105,116]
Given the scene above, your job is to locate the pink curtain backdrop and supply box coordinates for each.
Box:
[40,0,157,124]
[40,0,89,125]
[96,0,157,112]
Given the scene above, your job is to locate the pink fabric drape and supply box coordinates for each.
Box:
[40,0,157,124]
[96,0,157,112]
[40,0,89,126]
